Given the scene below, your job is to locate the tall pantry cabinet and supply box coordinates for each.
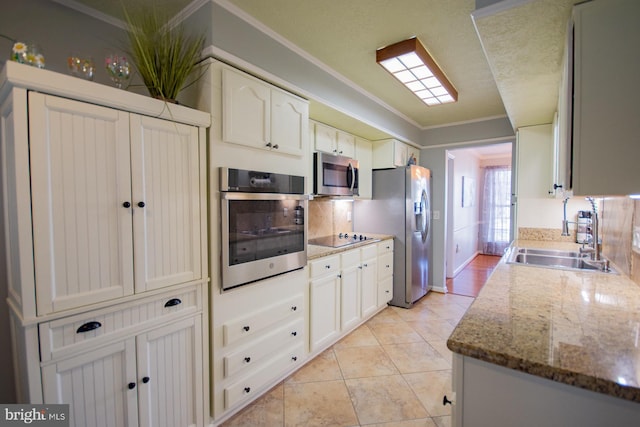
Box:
[0,62,211,426]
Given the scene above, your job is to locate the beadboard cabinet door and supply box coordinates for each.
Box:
[130,115,202,293]
[41,339,139,427]
[29,92,135,315]
[136,315,204,427]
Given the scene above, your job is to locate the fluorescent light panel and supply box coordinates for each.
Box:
[377,37,458,106]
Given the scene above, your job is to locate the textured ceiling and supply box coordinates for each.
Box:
[60,0,578,134]
[473,0,580,129]
[224,0,505,129]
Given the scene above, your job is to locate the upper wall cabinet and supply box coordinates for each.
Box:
[516,124,554,198]
[223,67,308,157]
[29,93,204,315]
[567,0,640,196]
[313,121,356,158]
[372,139,419,169]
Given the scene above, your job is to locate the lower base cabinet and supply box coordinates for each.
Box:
[309,239,394,353]
[41,313,204,427]
[452,354,640,427]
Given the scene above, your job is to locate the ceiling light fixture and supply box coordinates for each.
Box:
[376,37,458,106]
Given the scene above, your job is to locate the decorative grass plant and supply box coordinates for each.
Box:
[122,7,205,101]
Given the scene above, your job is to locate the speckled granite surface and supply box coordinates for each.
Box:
[448,239,640,402]
[307,235,393,260]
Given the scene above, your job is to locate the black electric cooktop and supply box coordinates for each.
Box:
[308,232,379,248]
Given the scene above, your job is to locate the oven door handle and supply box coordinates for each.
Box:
[221,192,309,201]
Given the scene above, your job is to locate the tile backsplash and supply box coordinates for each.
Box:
[600,196,640,285]
[308,198,353,239]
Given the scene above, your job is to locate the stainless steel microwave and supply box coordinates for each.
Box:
[313,152,359,196]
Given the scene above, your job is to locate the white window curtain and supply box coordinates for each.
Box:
[480,165,511,255]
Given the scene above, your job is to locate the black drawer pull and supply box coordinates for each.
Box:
[164,298,182,307]
[244,357,251,363]
[76,321,102,334]
[291,356,298,361]
[291,331,297,336]
[291,306,297,311]
[128,382,136,390]
[244,387,251,394]
[243,326,250,332]
[142,377,150,384]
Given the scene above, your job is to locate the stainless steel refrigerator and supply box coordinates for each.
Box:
[354,166,431,308]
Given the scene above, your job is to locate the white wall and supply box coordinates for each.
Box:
[449,150,481,275]
[518,197,592,230]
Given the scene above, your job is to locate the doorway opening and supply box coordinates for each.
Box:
[445,142,513,297]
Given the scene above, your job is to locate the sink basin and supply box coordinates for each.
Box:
[516,247,586,258]
[506,247,616,273]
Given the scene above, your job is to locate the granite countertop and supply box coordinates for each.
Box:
[307,234,394,260]
[447,239,640,402]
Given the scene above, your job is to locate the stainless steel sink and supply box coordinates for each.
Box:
[506,247,616,273]
[516,247,585,258]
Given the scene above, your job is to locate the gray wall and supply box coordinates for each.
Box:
[420,116,515,290]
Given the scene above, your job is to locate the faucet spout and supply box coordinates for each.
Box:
[586,197,601,261]
[561,197,571,236]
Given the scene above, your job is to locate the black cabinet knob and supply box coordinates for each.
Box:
[243,326,250,332]
[443,395,453,406]
[244,387,251,394]
[137,201,145,208]
[122,201,131,208]
[291,331,297,336]
[273,144,279,149]
[244,357,251,363]
[291,356,298,361]
[76,321,102,334]
[142,377,150,384]
[291,306,297,311]
[266,143,272,148]
[128,382,136,390]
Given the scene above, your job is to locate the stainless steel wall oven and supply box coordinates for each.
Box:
[220,168,307,290]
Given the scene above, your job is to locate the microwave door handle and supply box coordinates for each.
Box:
[348,163,355,192]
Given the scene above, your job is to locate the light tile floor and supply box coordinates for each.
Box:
[221,292,475,427]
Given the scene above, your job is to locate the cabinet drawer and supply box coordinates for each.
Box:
[224,317,304,378]
[341,248,360,268]
[361,244,378,260]
[39,285,201,362]
[308,255,340,280]
[224,341,305,409]
[378,239,394,254]
[378,252,394,279]
[223,294,304,346]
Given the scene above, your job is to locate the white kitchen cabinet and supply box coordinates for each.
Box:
[0,62,210,421]
[309,255,341,352]
[41,339,138,426]
[309,240,393,354]
[42,314,204,427]
[313,121,355,158]
[29,92,203,315]
[355,137,373,199]
[452,353,640,427]
[360,245,378,318]
[340,249,362,331]
[216,280,306,413]
[372,138,418,169]
[377,240,394,307]
[516,124,554,198]
[223,67,308,157]
[568,0,640,196]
